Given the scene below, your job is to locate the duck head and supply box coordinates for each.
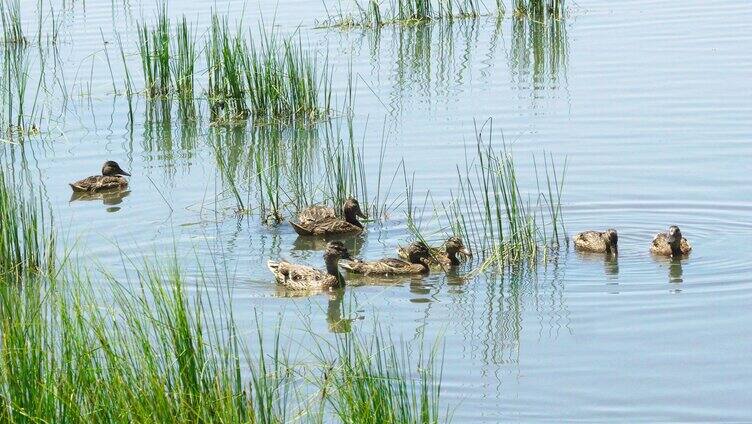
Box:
[603,229,618,254]
[324,241,351,282]
[666,225,683,256]
[446,236,471,256]
[445,236,472,264]
[343,197,366,227]
[407,241,431,268]
[102,161,131,177]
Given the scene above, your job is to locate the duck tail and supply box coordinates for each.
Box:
[289,221,313,236]
[69,183,86,192]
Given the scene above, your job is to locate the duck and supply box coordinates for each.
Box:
[651,225,692,257]
[573,229,618,254]
[290,197,366,236]
[69,161,131,193]
[267,241,351,291]
[340,241,431,276]
[397,236,472,266]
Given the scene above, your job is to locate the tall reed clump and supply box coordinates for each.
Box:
[445,122,565,270]
[512,0,565,19]
[0,0,26,45]
[320,0,486,29]
[321,117,370,219]
[0,160,450,423]
[0,169,53,282]
[172,17,197,118]
[0,263,296,422]
[317,329,446,424]
[137,5,171,98]
[207,13,332,125]
[135,7,197,117]
[206,14,249,123]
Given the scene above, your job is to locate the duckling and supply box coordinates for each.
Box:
[397,236,472,266]
[573,229,618,254]
[290,197,366,236]
[340,241,431,276]
[267,241,351,291]
[651,225,692,257]
[69,161,131,193]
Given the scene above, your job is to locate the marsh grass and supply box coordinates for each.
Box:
[0,169,53,283]
[445,121,566,271]
[321,117,370,218]
[513,0,565,19]
[1,44,44,136]
[320,0,488,29]
[137,5,171,98]
[315,328,446,424]
[0,0,26,45]
[0,167,448,422]
[206,14,331,126]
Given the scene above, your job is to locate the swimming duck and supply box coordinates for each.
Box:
[573,229,618,254]
[340,241,431,276]
[290,197,366,236]
[267,241,351,291]
[397,236,472,266]
[651,225,692,257]
[69,161,131,193]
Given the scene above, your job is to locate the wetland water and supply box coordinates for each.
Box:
[5,0,752,421]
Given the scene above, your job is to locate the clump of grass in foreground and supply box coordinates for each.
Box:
[320,0,489,29]
[0,154,449,423]
[441,121,566,271]
[314,328,446,424]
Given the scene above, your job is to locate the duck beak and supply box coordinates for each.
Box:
[460,247,472,257]
[356,207,366,219]
[666,234,676,243]
[117,168,131,177]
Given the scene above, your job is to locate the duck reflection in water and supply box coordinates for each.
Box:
[69,189,131,213]
[325,289,356,334]
[292,234,365,258]
[575,250,619,279]
[273,286,356,334]
[650,256,685,284]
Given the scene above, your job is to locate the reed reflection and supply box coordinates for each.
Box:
[446,264,569,366]
[510,13,568,90]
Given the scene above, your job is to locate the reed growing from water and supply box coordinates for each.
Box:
[0,0,26,45]
[445,122,566,270]
[320,0,487,29]
[318,329,446,424]
[137,5,171,98]
[0,169,53,283]
[513,0,564,19]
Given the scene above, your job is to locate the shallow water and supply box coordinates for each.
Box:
[5,0,752,421]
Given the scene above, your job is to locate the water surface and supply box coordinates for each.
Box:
[5,0,752,421]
